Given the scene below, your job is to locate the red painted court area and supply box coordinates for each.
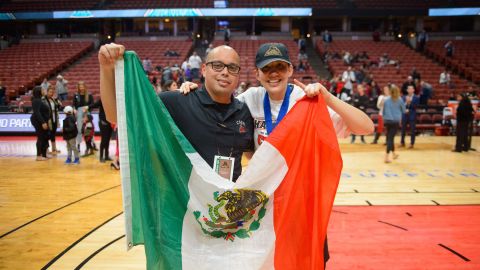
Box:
[328,206,480,270]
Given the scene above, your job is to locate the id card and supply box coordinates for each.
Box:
[213,155,235,182]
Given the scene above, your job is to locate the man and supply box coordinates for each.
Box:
[350,84,369,144]
[419,80,433,106]
[341,65,356,95]
[401,75,416,96]
[400,85,419,148]
[99,44,254,181]
[188,51,203,80]
[55,75,68,101]
[142,57,153,73]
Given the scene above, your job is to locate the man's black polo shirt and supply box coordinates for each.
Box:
[159,87,254,181]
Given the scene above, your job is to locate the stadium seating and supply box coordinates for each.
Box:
[213,39,319,86]
[316,40,477,102]
[0,41,93,100]
[425,40,480,84]
[59,39,193,101]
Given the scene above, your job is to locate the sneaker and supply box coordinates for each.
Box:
[73,158,80,165]
[65,157,72,164]
[408,145,414,149]
[36,156,48,161]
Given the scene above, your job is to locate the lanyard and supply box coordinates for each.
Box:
[263,84,293,135]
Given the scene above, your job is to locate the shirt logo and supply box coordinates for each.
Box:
[236,120,247,134]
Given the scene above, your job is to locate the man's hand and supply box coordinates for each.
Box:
[42,123,48,130]
[98,43,125,70]
[178,81,199,95]
[293,79,331,103]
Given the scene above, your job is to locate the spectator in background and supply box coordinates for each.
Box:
[188,51,202,80]
[416,29,428,52]
[0,79,5,105]
[369,80,381,101]
[419,80,433,105]
[62,106,80,164]
[162,80,178,92]
[224,26,231,44]
[164,48,180,57]
[40,78,50,92]
[444,41,454,57]
[411,67,421,82]
[351,84,369,144]
[372,85,390,144]
[383,85,405,163]
[55,75,68,101]
[298,36,306,52]
[73,81,94,152]
[234,81,247,97]
[82,113,95,156]
[439,69,452,87]
[30,86,50,161]
[90,99,113,163]
[205,43,214,55]
[297,60,306,72]
[400,85,419,148]
[170,68,184,85]
[453,93,474,152]
[343,51,352,65]
[142,57,153,74]
[46,85,62,155]
[298,50,308,61]
[341,66,356,95]
[401,76,416,96]
[322,30,333,50]
[355,67,365,83]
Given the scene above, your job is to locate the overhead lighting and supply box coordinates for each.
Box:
[397,34,402,38]
[164,18,170,23]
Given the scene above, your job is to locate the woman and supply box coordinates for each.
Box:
[46,85,62,155]
[162,79,178,92]
[30,86,50,161]
[73,81,94,152]
[90,98,113,162]
[372,85,389,144]
[382,85,406,163]
[453,93,474,152]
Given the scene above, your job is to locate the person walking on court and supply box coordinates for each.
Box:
[383,85,405,163]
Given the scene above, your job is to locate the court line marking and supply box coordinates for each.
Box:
[0,185,120,239]
[438,244,471,262]
[75,235,126,269]
[378,220,409,231]
[42,212,123,270]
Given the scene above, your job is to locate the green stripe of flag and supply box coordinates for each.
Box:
[119,51,195,269]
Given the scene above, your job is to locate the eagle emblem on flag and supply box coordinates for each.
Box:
[193,189,269,241]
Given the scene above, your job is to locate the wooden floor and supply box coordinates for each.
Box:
[0,135,479,269]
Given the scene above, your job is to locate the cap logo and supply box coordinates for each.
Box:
[264,46,282,57]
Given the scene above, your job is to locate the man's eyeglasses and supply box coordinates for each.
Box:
[206,61,241,74]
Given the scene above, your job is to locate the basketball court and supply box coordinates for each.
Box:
[1,135,479,269]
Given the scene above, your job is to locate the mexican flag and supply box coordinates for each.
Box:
[115,51,342,270]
